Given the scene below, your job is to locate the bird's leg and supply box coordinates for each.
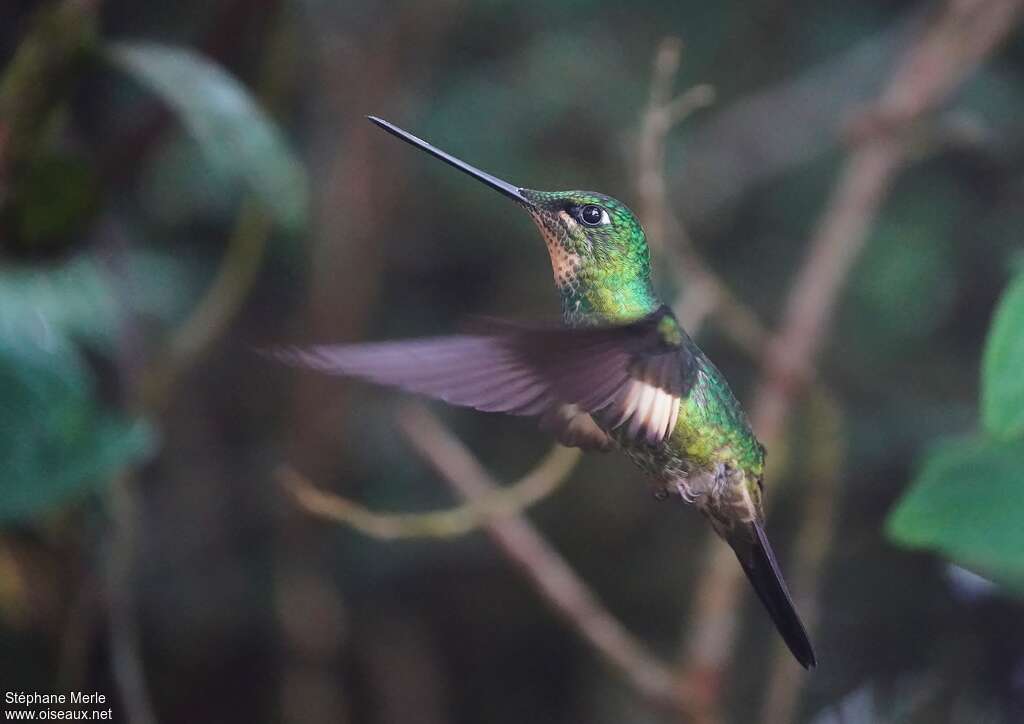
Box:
[675,480,694,503]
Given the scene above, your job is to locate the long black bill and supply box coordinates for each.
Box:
[368,116,535,208]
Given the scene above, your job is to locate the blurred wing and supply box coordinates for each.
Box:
[272,306,697,447]
[538,404,614,452]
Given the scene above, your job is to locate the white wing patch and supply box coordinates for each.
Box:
[611,379,680,445]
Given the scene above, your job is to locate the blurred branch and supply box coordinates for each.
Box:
[278,444,580,539]
[0,541,31,628]
[759,388,844,724]
[634,39,779,722]
[635,37,712,260]
[1,3,159,721]
[676,0,1024,717]
[104,198,272,724]
[95,197,275,724]
[634,37,766,351]
[276,9,460,723]
[673,13,916,224]
[0,0,99,207]
[56,579,100,692]
[138,199,272,411]
[396,405,691,717]
[106,474,158,724]
[754,0,1024,446]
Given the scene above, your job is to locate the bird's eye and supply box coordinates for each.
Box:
[578,204,606,226]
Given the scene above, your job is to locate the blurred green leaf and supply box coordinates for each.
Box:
[886,436,1024,593]
[0,332,153,523]
[105,41,307,233]
[0,256,119,349]
[122,246,211,326]
[141,131,241,227]
[0,249,207,353]
[981,272,1024,439]
[847,177,960,350]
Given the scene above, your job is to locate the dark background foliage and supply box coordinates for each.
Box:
[2,1,1024,722]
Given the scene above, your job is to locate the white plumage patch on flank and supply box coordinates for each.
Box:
[611,379,680,445]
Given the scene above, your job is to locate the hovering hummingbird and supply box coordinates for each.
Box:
[278,116,816,669]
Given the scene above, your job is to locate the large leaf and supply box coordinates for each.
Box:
[0,249,207,352]
[105,41,307,233]
[0,332,153,523]
[0,255,119,349]
[886,436,1024,593]
[981,272,1024,438]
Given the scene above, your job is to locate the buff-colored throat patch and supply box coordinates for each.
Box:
[528,210,581,288]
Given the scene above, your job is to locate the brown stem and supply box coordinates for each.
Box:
[0,0,99,210]
[676,1,1024,718]
[105,15,292,721]
[106,474,158,724]
[758,389,844,724]
[751,140,901,445]
[274,7,460,724]
[756,0,1024,446]
[138,199,272,412]
[633,38,767,353]
[397,405,692,717]
[278,444,580,540]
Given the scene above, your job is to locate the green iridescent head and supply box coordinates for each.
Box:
[368,117,657,322]
[518,190,651,292]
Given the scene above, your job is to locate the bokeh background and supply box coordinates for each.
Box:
[2,1,1024,722]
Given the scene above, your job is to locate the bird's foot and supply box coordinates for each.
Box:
[674,479,700,503]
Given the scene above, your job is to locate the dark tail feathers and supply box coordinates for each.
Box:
[729,521,817,669]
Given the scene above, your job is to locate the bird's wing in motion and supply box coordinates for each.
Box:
[273,306,697,447]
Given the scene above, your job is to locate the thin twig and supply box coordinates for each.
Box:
[756,0,1024,446]
[0,0,99,212]
[1,3,164,719]
[634,41,783,721]
[677,0,1024,716]
[633,37,767,352]
[278,444,580,540]
[759,388,843,724]
[276,37,712,718]
[396,405,691,716]
[0,541,30,628]
[138,199,272,411]
[106,474,158,724]
[105,200,273,724]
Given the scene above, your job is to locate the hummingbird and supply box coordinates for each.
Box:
[278,116,816,669]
